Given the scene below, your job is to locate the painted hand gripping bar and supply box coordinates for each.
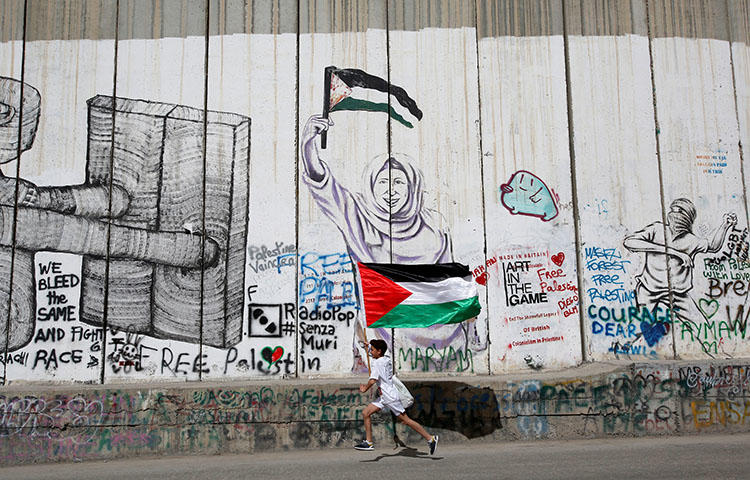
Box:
[0,77,250,351]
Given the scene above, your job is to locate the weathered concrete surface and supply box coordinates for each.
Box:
[4,433,750,480]
[1,358,749,465]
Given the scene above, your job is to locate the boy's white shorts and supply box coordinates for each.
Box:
[372,397,405,416]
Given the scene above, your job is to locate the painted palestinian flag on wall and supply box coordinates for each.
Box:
[358,262,481,329]
[324,66,423,128]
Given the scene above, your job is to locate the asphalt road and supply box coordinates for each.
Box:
[2,433,750,480]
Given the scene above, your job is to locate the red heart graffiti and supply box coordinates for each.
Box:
[261,346,284,366]
[271,346,284,363]
[551,252,565,267]
[475,272,488,285]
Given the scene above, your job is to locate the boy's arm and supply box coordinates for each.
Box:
[360,378,377,393]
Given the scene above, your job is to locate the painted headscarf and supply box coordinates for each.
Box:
[355,153,440,242]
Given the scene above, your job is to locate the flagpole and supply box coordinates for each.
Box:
[362,324,371,375]
[321,66,335,149]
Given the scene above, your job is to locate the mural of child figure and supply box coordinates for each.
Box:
[624,198,737,346]
[301,115,484,372]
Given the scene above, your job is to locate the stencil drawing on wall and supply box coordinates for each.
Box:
[500,170,559,221]
[623,198,737,349]
[302,67,484,372]
[248,304,283,338]
[0,76,249,352]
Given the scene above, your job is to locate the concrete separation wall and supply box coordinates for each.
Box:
[1,0,750,466]
[1,359,749,465]
[0,0,747,383]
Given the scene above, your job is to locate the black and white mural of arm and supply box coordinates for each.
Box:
[0,76,249,353]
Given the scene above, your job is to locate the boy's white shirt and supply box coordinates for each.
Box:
[369,355,400,404]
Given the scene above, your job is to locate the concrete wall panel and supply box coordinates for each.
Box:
[0,0,25,385]
[297,0,389,376]
[388,1,489,375]
[96,0,210,382]
[478,0,582,374]
[649,0,747,360]
[203,2,299,379]
[3,0,118,384]
[566,1,667,361]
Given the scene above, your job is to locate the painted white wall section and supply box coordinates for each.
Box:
[569,34,664,361]
[479,33,582,373]
[0,0,748,384]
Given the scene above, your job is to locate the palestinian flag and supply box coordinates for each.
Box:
[324,66,423,128]
[358,262,481,329]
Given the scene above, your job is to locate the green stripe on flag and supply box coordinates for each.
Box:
[369,296,481,329]
[330,96,414,128]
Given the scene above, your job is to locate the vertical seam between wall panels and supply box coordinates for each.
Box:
[473,0,491,374]
[723,0,750,341]
[199,0,211,380]
[725,0,750,247]
[2,0,27,386]
[386,0,394,366]
[645,0,677,359]
[295,0,300,378]
[561,0,587,363]
[100,0,121,385]
[386,3,393,262]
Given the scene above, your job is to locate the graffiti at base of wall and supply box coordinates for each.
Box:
[2,362,750,464]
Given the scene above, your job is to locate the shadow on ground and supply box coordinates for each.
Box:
[360,446,444,462]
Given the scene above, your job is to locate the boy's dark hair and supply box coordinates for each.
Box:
[370,339,388,354]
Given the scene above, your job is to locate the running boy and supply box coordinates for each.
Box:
[354,339,439,455]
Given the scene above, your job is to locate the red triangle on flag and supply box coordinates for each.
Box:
[358,263,413,327]
[329,73,352,109]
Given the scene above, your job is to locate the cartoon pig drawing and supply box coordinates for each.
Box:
[499,170,558,221]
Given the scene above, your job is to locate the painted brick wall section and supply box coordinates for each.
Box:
[1,360,749,464]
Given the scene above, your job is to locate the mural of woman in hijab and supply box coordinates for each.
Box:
[301,115,480,371]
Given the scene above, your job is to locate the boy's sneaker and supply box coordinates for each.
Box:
[354,440,374,451]
[428,435,439,455]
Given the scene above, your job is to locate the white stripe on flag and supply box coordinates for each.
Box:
[347,86,412,117]
[399,277,478,305]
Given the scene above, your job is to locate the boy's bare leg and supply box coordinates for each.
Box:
[362,404,381,443]
[396,413,432,441]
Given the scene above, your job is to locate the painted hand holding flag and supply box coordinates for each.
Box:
[321,66,423,148]
[358,262,481,329]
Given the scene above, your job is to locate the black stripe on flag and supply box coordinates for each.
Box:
[333,68,423,121]
[359,262,471,283]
